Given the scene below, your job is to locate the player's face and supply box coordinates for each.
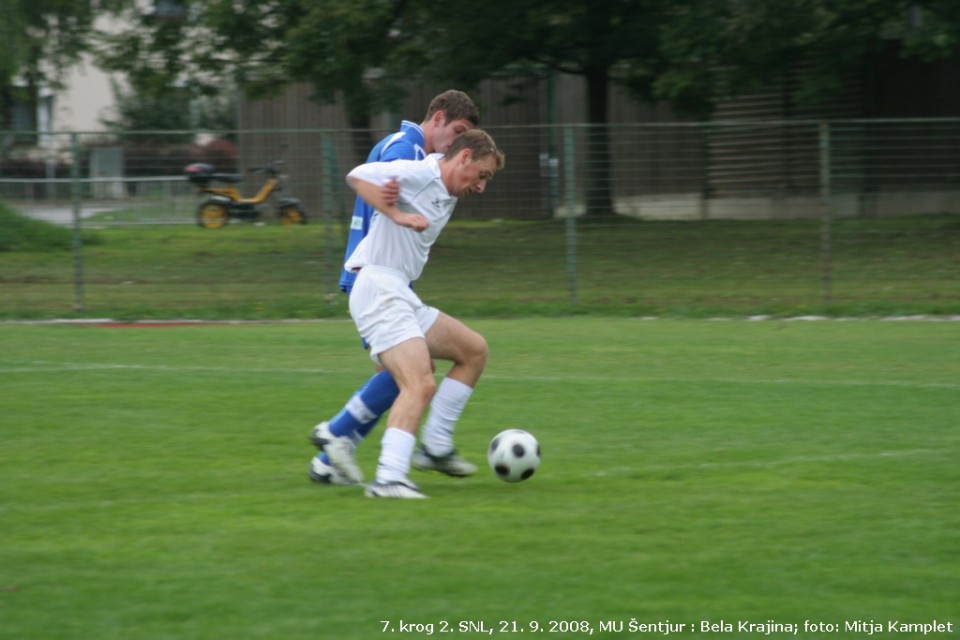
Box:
[449,152,498,197]
[431,117,474,154]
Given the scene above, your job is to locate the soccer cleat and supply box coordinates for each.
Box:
[411,445,478,477]
[311,421,365,485]
[364,480,428,499]
[309,421,330,449]
[308,455,356,486]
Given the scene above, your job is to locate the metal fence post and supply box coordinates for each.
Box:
[70,132,85,312]
[321,130,340,298]
[819,122,833,308]
[563,125,578,306]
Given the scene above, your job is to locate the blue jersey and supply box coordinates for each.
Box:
[339,121,426,293]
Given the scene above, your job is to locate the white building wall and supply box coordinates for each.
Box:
[48,15,126,134]
[50,59,117,133]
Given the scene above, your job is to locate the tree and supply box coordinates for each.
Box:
[97,0,405,154]
[403,0,960,213]
[100,80,235,141]
[96,0,238,118]
[96,1,674,215]
[397,0,672,215]
[654,0,960,113]
[279,0,413,155]
[0,0,127,132]
[97,0,960,216]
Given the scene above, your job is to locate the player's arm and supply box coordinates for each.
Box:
[380,178,399,207]
[347,175,427,232]
[378,141,412,206]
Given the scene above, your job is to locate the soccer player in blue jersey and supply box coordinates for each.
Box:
[309,90,481,486]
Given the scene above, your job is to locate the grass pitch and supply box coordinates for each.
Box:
[0,318,957,639]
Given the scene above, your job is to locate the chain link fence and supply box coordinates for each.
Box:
[1,120,958,318]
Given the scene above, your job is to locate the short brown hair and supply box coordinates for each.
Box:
[444,129,505,170]
[426,90,480,127]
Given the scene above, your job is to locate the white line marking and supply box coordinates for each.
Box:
[0,361,343,375]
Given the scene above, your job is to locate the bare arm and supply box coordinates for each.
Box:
[380,178,399,207]
[348,175,428,232]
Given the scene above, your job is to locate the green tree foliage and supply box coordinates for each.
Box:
[97,0,401,129]
[0,1,28,94]
[282,0,409,127]
[22,1,960,129]
[94,2,237,135]
[898,0,960,60]
[99,80,234,140]
[0,0,128,128]
[391,0,672,214]
[96,1,225,105]
[655,0,960,112]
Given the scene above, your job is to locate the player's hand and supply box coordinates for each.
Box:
[397,212,429,231]
[381,177,399,207]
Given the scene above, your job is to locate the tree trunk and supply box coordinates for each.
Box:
[584,67,616,217]
[349,117,375,167]
[344,88,375,164]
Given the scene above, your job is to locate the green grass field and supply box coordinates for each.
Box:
[1,318,957,639]
[2,205,959,320]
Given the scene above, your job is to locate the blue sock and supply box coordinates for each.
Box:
[353,369,400,438]
[320,370,399,464]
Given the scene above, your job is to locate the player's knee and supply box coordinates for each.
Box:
[414,373,437,404]
[398,374,436,410]
[471,334,489,369]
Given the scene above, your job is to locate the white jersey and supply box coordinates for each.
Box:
[344,155,456,283]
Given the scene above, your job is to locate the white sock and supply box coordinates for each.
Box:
[376,427,416,484]
[420,377,473,456]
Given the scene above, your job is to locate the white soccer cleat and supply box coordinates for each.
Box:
[308,455,357,486]
[311,421,365,485]
[364,480,428,499]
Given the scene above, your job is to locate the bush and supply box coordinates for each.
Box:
[0,153,72,181]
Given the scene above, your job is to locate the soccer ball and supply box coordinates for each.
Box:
[487,429,541,482]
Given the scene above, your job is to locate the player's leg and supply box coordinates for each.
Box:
[412,312,488,476]
[311,367,398,447]
[340,267,437,498]
[308,367,398,485]
[313,269,403,486]
[425,312,488,388]
[352,369,399,438]
[365,337,436,498]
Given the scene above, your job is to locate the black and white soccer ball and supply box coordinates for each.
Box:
[487,429,541,483]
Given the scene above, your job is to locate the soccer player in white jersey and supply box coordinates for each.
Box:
[321,129,505,498]
[308,91,479,485]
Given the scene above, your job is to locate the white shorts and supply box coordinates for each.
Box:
[348,265,440,364]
